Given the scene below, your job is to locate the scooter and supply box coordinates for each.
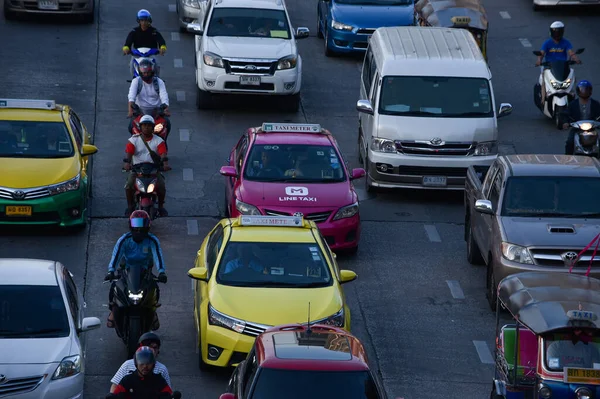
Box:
[124,162,167,220]
[131,47,161,79]
[106,390,182,398]
[567,118,600,157]
[532,48,584,128]
[130,104,170,145]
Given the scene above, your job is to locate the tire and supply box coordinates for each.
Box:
[466,216,485,265]
[486,261,498,312]
[3,1,16,19]
[554,105,566,129]
[126,317,142,358]
[196,86,213,109]
[282,93,300,112]
[81,0,94,24]
[324,27,334,57]
[316,9,324,39]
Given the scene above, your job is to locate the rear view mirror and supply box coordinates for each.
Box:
[576,48,585,55]
[475,199,494,215]
[340,269,357,284]
[498,103,513,118]
[351,168,366,180]
[187,22,204,35]
[295,27,310,39]
[79,317,101,333]
[82,144,98,156]
[532,50,542,56]
[356,100,373,115]
[220,166,238,178]
[188,267,208,281]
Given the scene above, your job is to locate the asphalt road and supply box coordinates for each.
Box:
[2,0,600,398]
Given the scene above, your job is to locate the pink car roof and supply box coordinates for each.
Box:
[251,132,334,146]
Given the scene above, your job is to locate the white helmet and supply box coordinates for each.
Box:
[550,21,565,41]
[550,21,564,29]
[139,115,155,125]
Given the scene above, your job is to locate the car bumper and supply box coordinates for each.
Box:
[0,371,83,399]
[5,0,93,15]
[198,64,301,95]
[367,150,497,190]
[203,323,257,368]
[177,2,202,28]
[494,257,600,283]
[327,28,372,53]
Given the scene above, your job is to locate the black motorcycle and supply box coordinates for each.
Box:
[106,390,181,399]
[125,162,166,220]
[566,118,600,158]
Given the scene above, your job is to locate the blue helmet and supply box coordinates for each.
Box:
[578,80,593,90]
[136,9,152,23]
[577,80,593,98]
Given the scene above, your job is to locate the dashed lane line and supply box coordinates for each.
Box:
[183,168,194,181]
[168,4,176,12]
[179,128,190,142]
[473,341,494,364]
[519,38,532,48]
[499,11,511,19]
[424,224,441,242]
[171,32,180,41]
[174,58,183,68]
[186,220,199,235]
[446,280,465,299]
[176,91,186,101]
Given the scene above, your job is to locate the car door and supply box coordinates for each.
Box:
[62,267,86,356]
[227,135,249,205]
[482,165,503,262]
[67,111,90,178]
[194,224,225,324]
[359,49,378,162]
[472,161,499,248]
[237,348,259,398]
[318,0,332,36]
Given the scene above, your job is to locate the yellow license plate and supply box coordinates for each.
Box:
[564,368,600,385]
[5,206,32,216]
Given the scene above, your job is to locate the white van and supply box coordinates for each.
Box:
[356,26,513,191]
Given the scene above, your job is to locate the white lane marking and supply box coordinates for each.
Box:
[499,11,511,19]
[519,38,532,48]
[424,224,441,242]
[183,168,194,181]
[168,4,176,12]
[187,220,199,235]
[171,32,180,41]
[179,128,190,142]
[176,91,186,101]
[446,280,465,299]
[174,58,183,68]
[473,341,494,364]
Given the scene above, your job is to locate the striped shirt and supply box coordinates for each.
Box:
[110,359,171,387]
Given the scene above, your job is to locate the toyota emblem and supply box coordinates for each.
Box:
[0,375,6,384]
[561,251,579,266]
[430,137,444,146]
[12,190,25,200]
[244,65,257,71]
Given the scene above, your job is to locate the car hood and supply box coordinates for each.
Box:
[332,1,414,27]
[238,181,355,208]
[0,337,71,365]
[205,37,293,60]
[500,217,600,247]
[210,285,343,326]
[0,157,79,189]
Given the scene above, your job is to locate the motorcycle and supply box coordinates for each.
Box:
[130,47,161,79]
[567,118,600,157]
[129,104,170,145]
[532,48,584,128]
[124,162,167,220]
[106,390,182,399]
[104,263,165,358]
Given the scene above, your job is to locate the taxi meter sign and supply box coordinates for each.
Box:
[567,310,598,322]
[240,215,303,227]
[261,123,322,133]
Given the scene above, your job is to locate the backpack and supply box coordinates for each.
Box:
[137,76,160,96]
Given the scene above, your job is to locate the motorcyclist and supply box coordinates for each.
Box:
[127,59,171,136]
[123,9,167,77]
[561,80,600,154]
[123,115,171,216]
[104,210,167,330]
[110,346,173,399]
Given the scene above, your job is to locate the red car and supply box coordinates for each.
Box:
[220,123,366,253]
[218,324,399,399]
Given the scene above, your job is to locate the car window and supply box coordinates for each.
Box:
[206,225,225,275]
[482,162,499,197]
[235,137,248,174]
[203,1,212,28]
[369,72,379,105]
[216,242,332,288]
[0,285,70,338]
[244,144,346,182]
[317,231,340,280]
[63,269,80,326]
[207,8,291,39]
[488,168,503,207]
[361,50,373,94]
[69,111,84,150]
[0,120,74,158]
[242,348,259,398]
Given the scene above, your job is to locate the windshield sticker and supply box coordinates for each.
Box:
[479,88,488,95]
[312,254,321,261]
[277,20,285,28]
[594,363,600,370]
[473,102,480,107]
[548,358,559,368]
[307,266,322,278]
[386,104,410,113]
[288,273,303,277]
[270,30,288,39]
[270,267,284,276]
[322,170,334,178]
[317,151,324,156]
[280,186,317,202]
[420,107,442,114]
[309,246,318,252]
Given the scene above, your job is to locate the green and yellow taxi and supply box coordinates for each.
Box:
[187,215,358,370]
[0,99,98,227]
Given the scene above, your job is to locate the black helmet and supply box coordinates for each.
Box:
[138,331,161,347]
[138,59,155,82]
[550,21,565,41]
[134,346,156,367]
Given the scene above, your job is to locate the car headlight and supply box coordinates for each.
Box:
[473,141,498,156]
[128,290,144,304]
[203,52,224,68]
[208,304,246,333]
[48,174,80,196]
[277,55,297,70]
[371,138,397,153]
[501,242,534,264]
[135,178,145,193]
[182,0,200,7]
[333,202,359,221]
[576,387,591,399]
[332,20,353,31]
[538,384,552,399]
[235,199,261,215]
[313,308,345,327]
[52,355,81,380]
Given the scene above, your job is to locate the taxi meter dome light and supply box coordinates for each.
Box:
[261,122,323,134]
[567,310,598,321]
[239,215,304,227]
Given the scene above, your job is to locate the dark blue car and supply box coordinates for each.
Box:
[317,0,415,56]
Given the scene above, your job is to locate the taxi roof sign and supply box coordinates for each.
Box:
[0,99,56,110]
[451,16,471,26]
[567,310,598,322]
[261,123,322,134]
[239,215,303,227]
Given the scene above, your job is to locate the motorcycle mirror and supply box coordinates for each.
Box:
[576,48,585,55]
[172,392,182,399]
[532,50,543,56]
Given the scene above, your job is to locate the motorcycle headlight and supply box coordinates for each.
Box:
[48,174,81,196]
[128,290,144,304]
[277,55,297,70]
[580,122,593,131]
[182,0,200,7]
[135,178,145,193]
[333,202,359,221]
[147,183,156,193]
[52,355,81,380]
[235,199,261,215]
[203,52,224,68]
[474,141,498,156]
[501,242,534,264]
[208,304,246,333]
[331,20,353,31]
[371,138,396,153]
[312,308,345,327]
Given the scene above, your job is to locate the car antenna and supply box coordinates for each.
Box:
[306,302,312,336]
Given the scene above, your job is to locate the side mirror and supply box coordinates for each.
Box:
[350,168,366,180]
[173,392,182,399]
[340,270,358,284]
[356,99,374,115]
[187,22,204,35]
[81,144,98,156]
[532,50,542,56]
[79,317,101,333]
[332,252,337,259]
[498,103,513,118]
[220,166,238,178]
[295,27,310,39]
[475,199,494,215]
[188,267,209,281]
[576,48,585,55]
[219,394,236,399]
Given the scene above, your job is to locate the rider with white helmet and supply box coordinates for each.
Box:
[536,21,580,67]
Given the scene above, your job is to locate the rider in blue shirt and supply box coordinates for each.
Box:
[536,21,580,66]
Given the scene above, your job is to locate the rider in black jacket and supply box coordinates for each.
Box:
[123,9,167,76]
[561,80,600,154]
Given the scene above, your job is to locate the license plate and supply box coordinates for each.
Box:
[6,206,32,216]
[240,76,261,86]
[38,0,59,10]
[422,176,447,187]
[564,368,600,385]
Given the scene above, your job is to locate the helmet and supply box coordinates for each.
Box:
[136,9,152,23]
[134,346,156,367]
[138,59,155,83]
[550,21,565,41]
[577,80,593,99]
[129,210,151,231]
[139,115,155,126]
[138,332,161,347]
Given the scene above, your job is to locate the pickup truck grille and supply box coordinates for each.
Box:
[223,58,277,76]
[395,141,473,156]
[529,248,600,268]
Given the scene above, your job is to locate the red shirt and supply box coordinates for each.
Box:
[125,134,167,165]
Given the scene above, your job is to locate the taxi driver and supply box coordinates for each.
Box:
[546,329,600,369]
[223,245,264,274]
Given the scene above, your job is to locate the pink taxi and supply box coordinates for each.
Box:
[219,122,366,253]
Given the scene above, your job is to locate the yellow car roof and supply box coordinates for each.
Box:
[0,99,66,123]
[226,216,318,243]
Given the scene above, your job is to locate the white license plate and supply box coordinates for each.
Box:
[240,76,261,86]
[38,0,59,9]
[422,176,447,186]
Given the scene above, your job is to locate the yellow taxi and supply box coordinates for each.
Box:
[0,99,98,228]
[187,215,358,370]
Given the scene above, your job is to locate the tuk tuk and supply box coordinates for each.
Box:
[492,271,600,399]
[414,0,488,60]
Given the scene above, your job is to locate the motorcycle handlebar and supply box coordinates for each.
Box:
[103,273,165,284]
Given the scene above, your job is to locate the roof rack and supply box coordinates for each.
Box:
[257,122,330,134]
[0,99,57,111]
[237,215,304,227]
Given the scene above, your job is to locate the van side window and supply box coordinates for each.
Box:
[361,51,372,93]
[369,55,377,87]
[369,72,379,105]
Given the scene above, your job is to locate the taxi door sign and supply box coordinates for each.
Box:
[262,123,321,133]
[564,368,600,385]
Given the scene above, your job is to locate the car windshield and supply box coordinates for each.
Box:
[336,0,411,4]
[502,177,600,218]
[0,285,70,338]
[544,330,600,371]
[0,121,74,158]
[251,369,381,399]
[379,76,493,117]
[207,8,291,39]
[216,242,332,288]
[244,144,346,183]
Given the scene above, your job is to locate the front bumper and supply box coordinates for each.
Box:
[177,2,202,28]
[494,256,600,283]
[203,322,259,368]
[5,0,93,15]
[198,63,301,95]
[327,27,373,53]
[0,367,84,399]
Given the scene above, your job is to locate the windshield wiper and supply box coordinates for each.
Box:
[442,112,489,117]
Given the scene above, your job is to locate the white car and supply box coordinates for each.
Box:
[177,0,208,32]
[0,259,100,399]
[186,0,309,112]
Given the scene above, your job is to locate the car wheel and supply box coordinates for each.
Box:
[466,216,485,265]
[554,105,566,129]
[3,1,16,19]
[316,10,324,39]
[486,260,497,312]
[324,27,334,57]
[196,86,214,109]
[80,0,94,23]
